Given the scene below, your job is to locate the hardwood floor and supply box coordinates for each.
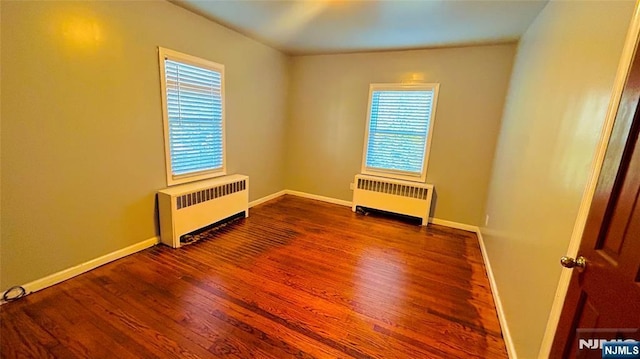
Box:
[0,195,507,358]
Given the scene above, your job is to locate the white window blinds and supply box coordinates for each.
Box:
[363,84,439,182]
[159,48,226,185]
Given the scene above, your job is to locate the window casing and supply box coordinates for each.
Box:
[361,83,439,183]
[158,47,226,186]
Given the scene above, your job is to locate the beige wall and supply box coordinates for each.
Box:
[0,1,288,289]
[286,45,516,225]
[481,1,635,358]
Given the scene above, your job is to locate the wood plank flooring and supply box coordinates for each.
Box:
[0,195,507,358]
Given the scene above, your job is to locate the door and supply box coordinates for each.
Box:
[550,44,640,358]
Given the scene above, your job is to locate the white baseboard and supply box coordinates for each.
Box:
[285,190,353,207]
[429,218,478,233]
[249,190,287,208]
[476,229,517,359]
[1,236,159,303]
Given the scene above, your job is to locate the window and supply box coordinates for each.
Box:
[361,83,439,182]
[158,47,226,186]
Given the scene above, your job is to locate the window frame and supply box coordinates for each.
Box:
[360,83,439,183]
[158,47,227,186]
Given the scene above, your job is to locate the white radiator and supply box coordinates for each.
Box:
[352,174,434,225]
[158,174,249,248]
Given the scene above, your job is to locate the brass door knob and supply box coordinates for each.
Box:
[560,256,586,271]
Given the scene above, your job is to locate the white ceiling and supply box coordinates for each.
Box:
[173,0,548,55]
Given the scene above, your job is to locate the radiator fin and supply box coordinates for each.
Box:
[357,178,428,200]
[176,179,247,210]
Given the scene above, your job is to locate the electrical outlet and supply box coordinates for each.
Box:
[349,183,354,190]
[485,214,490,226]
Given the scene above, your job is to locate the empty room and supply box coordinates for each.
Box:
[2,0,640,358]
